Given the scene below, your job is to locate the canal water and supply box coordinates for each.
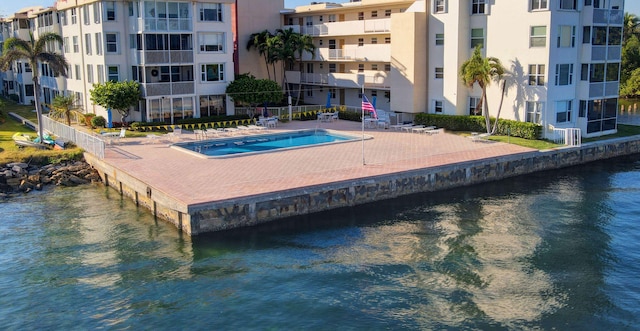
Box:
[1,154,640,330]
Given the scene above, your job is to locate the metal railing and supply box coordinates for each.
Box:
[552,128,581,147]
[41,116,106,159]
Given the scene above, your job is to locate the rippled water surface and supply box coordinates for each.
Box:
[1,156,639,330]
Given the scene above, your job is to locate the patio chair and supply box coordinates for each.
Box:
[331,112,340,122]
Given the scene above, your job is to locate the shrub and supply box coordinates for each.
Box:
[415,113,541,139]
[91,115,106,128]
[7,94,19,102]
[84,113,96,127]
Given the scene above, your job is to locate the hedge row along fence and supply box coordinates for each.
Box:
[414,113,542,140]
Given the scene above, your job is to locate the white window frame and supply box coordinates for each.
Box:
[531,0,548,10]
[86,64,94,84]
[555,63,574,85]
[528,64,545,86]
[84,33,92,55]
[530,26,547,47]
[75,65,81,80]
[97,64,105,83]
[435,67,443,79]
[200,63,225,82]
[198,32,224,52]
[71,8,77,25]
[472,0,486,14]
[558,25,576,47]
[93,3,101,23]
[199,3,223,22]
[556,100,573,123]
[526,101,543,124]
[108,66,119,81]
[434,100,444,113]
[559,0,577,10]
[105,1,116,21]
[434,0,446,13]
[63,37,70,53]
[435,33,444,45]
[471,28,484,48]
[105,33,119,53]
[95,32,102,55]
[470,97,481,115]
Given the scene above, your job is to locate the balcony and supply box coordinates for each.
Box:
[590,46,621,61]
[295,18,391,37]
[129,17,192,32]
[589,82,619,98]
[593,9,623,25]
[133,50,194,65]
[142,81,194,97]
[301,44,391,62]
[289,71,390,89]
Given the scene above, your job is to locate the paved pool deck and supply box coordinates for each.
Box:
[100,120,535,207]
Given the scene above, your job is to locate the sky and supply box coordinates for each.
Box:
[1,0,639,18]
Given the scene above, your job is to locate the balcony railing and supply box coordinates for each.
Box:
[129,17,192,32]
[134,50,194,65]
[290,71,390,89]
[589,81,619,98]
[142,81,194,97]
[295,18,391,37]
[301,44,391,62]
[593,9,623,25]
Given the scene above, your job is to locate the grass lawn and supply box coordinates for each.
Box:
[0,100,83,165]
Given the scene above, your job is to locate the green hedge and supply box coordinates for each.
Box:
[415,113,541,139]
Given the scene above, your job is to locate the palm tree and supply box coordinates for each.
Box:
[270,28,299,98]
[246,30,275,80]
[460,45,505,134]
[49,94,84,126]
[293,33,316,105]
[0,32,68,143]
[624,12,640,43]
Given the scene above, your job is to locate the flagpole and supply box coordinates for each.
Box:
[361,84,365,166]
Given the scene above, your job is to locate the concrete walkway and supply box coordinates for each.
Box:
[102,120,535,206]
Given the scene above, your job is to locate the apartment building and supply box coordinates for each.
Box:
[1,1,241,124]
[282,0,624,138]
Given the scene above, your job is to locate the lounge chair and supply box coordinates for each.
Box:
[390,123,414,131]
[470,132,491,142]
[194,129,206,140]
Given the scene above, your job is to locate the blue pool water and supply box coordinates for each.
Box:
[172,129,361,158]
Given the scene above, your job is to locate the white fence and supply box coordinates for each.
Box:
[552,128,582,147]
[41,116,106,159]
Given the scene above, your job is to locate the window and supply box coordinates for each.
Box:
[558,25,575,47]
[329,39,336,49]
[371,64,378,70]
[384,64,391,71]
[526,101,543,123]
[531,0,548,10]
[93,3,101,23]
[97,65,105,83]
[201,64,224,82]
[434,100,443,113]
[358,38,364,46]
[71,8,77,24]
[608,27,622,45]
[85,33,92,55]
[528,64,545,85]
[371,37,377,44]
[83,5,90,25]
[371,11,377,18]
[200,3,222,21]
[106,33,119,53]
[63,37,70,53]
[358,64,364,72]
[358,12,364,20]
[471,28,484,48]
[435,0,446,13]
[583,26,591,44]
[25,85,34,97]
[95,33,102,55]
[606,63,620,81]
[75,65,81,80]
[385,37,391,44]
[435,67,443,79]
[472,0,486,14]
[305,16,313,26]
[385,10,391,17]
[108,66,119,81]
[87,64,94,84]
[559,0,577,10]
[328,14,336,22]
[590,63,605,82]
[555,64,574,85]
[530,26,546,47]
[318,15,323,22]
[60,11,67,25]
[469,97,481,115]
[199,95,226,117]
[329,63,336,73]
[199,32,224,52]
[556,100,572,123]
[435,33,444,45]
[592,26,607,45]
[581,63,589,80]
[105,1,116,21]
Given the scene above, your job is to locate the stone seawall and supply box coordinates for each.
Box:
[85,136,640,235]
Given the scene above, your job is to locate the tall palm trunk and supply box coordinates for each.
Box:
[481,87,491,134]
[491,81,507,134]
[32,76,45,143]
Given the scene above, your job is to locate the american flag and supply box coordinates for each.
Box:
[362,95,377,119]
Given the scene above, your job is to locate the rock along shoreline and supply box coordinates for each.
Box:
[0,160,102,199]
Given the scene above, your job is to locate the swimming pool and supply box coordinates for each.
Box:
[171,129,366,158]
